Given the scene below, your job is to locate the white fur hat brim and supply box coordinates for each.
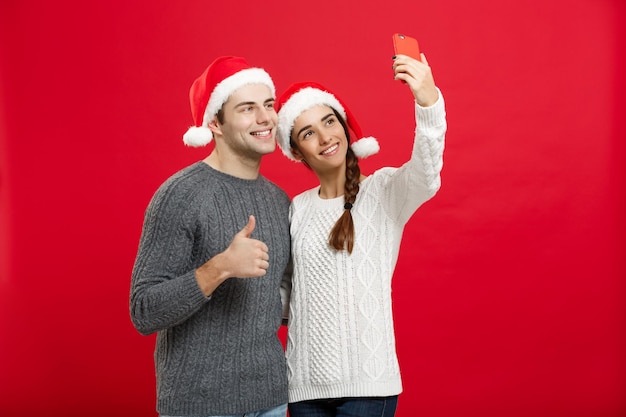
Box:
[183,67,275,147]
[277,88,346,161]
[204,68,275,126]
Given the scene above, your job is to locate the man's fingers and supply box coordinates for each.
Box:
[239,215,256,238]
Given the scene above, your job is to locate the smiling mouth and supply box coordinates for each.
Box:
[251,129,272,138]
[321,143,339,155]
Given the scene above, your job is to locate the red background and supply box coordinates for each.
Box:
[1,1,625,416]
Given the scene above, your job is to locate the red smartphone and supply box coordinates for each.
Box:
[393,33,421,59]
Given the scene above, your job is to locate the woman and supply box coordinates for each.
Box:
[276,53,446,417]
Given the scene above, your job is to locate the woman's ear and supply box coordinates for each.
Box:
[291,146,305,162]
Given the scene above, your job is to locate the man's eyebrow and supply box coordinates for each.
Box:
[295,112,334,138]
[234,101,257,108]
[234,98,275,108]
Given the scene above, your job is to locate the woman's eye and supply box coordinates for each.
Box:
[303,131,313,140]
[326,118,335,126]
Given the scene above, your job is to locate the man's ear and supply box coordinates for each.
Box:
[207,118,222,137]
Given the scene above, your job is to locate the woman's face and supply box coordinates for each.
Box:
[290,105,348,173]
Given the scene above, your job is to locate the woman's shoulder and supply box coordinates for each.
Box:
[292,186,320,204]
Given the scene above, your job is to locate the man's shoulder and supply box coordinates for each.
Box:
[259,176,290,202]
[147,162,212,209]
[154,162,213,193]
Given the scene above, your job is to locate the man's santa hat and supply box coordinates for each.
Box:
[275,81,379,161]
[183,56,275,147]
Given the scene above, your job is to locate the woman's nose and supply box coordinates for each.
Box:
[319,131,331,145]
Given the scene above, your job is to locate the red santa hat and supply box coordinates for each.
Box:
[275,81,379,161]
[183,56,276,147]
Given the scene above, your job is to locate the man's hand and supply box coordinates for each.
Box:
[220,215,270,278]
[195,215,270,296]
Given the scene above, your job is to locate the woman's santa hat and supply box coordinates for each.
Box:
[183,56,276,147]
[275,81,379,161]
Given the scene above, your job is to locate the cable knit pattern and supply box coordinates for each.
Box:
[286,93,446,402]
[130,162,291,415]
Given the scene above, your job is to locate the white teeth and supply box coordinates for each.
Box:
[252,130,271,136]
[321,144,338,155]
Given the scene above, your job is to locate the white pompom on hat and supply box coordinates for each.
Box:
[183,56,276,147]
[275,81,379,161]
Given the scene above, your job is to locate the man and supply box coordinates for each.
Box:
[130,56,290,417]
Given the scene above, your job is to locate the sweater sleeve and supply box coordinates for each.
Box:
[380,88,447,225]
[129,178,210,336]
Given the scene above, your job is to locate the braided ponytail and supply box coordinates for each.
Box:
[328,147,360,253]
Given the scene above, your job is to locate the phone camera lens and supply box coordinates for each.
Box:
[399,34,405,39]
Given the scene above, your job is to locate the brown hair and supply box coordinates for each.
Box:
[216,108,225,124]
[291,108,361,254]
[329,145,360,253]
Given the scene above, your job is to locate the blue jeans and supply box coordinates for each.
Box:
[288,396,398,417]
[160,402,287,417]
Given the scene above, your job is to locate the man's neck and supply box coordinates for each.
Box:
[203,151,261,180]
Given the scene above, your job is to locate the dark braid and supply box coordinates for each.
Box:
[329,147,360,253]
[328,109,361,254]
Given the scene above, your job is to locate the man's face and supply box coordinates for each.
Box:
[214,83,277,159]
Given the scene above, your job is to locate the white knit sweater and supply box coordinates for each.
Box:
[285,93,447,403]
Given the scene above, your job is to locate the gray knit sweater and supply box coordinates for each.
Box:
[130,162,291,415]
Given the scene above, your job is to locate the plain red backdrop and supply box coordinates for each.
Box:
[1,1,624,416]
